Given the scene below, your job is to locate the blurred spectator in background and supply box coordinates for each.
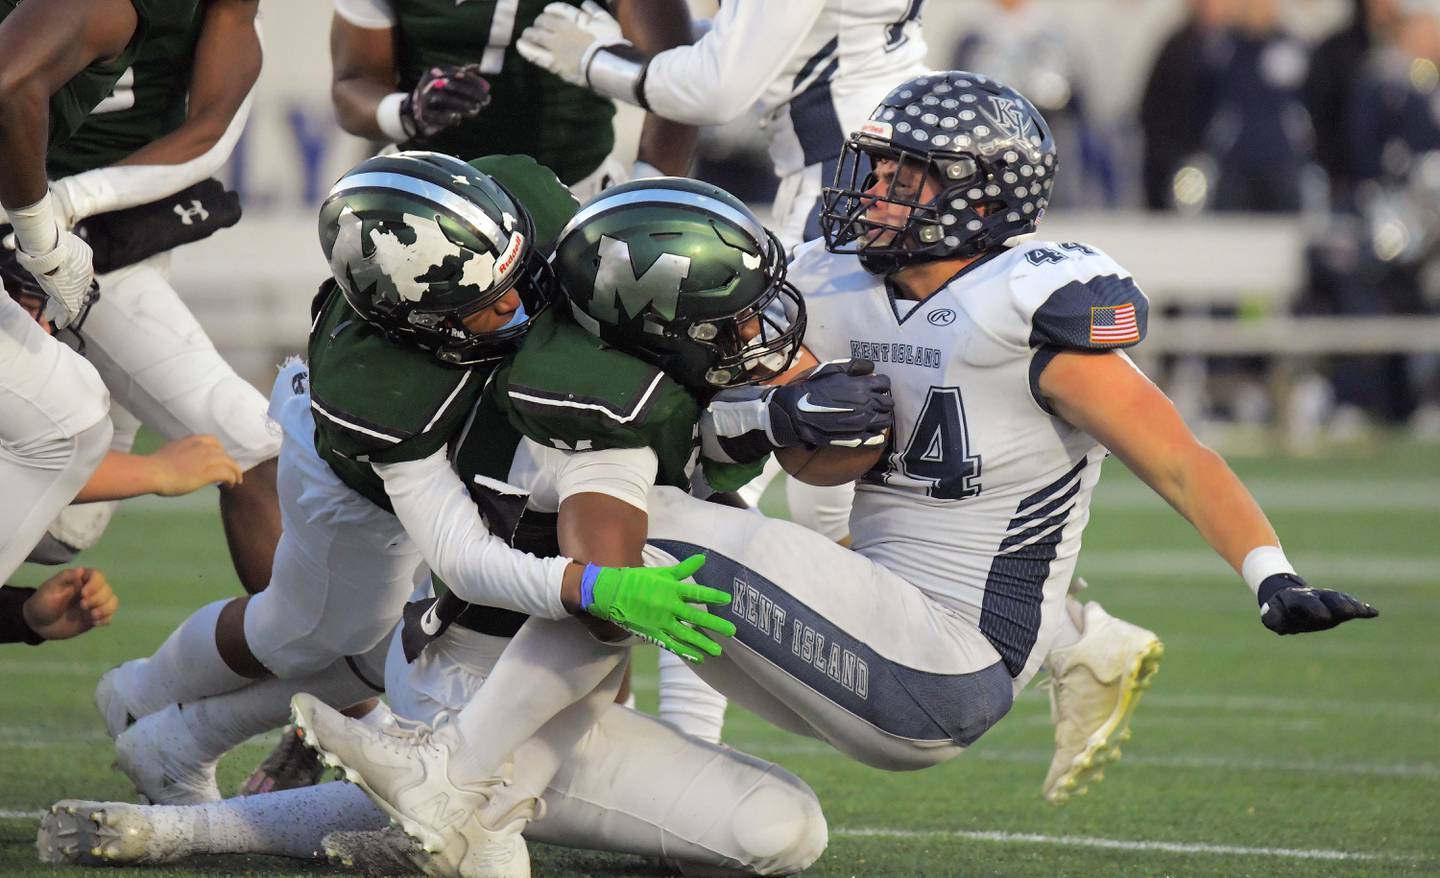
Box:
[1302,0,1440,432]
[951,0,1116,206]
[1142,0,1315,213]
[1305,0,1402,207]
[1140,0,1230,210]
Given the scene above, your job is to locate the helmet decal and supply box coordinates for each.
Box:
[591,235,690,324]
[318,151,556,364]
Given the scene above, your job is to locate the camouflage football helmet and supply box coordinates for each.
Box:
[552,177,805,393]
[820,71,1057,274]
[318,151,553,364]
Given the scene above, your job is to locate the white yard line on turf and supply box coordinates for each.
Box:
[832,827,1414,863]
[0,810,42,819]
[1077,550,1439,584]
[729,739,1440,778]
[1093,478,1440,512]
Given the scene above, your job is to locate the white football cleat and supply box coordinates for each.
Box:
[1041,601,1163,804]
[94,664,141,740]
[114,704,222,805]
[291,693,536,878]
[37,799,189,865]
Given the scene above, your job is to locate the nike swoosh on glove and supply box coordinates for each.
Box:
[766,358,895,448]
[1257,573,1378,635]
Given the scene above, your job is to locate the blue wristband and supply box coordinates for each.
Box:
[580,563,604,611]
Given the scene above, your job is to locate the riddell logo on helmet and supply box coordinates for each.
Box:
[859,121,893,141]
[495,232,525,279]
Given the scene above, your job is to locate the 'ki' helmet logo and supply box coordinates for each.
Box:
[984,96,1034,144]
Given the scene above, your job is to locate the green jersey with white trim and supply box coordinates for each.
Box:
[308,153,579,511]
[389,0,614,184]
[0,0,200,153]
[46,0,206,177]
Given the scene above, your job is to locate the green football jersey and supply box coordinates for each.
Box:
[46,0,206,177]
[0,0,199,154]
[390,0,615,185]
[490,308,702,490]
[308,153,579,511]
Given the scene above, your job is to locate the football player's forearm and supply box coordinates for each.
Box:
[375,454,572,620]
[332,77,392,139]
[0,82,50,207]
[113,6,261,170]
[616,0,696,175]
[1170,446,1281,577]
[58,89,255,222]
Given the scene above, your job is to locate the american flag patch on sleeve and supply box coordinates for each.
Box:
[1089,303,1140,344]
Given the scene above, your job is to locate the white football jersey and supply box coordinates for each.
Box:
[791,238,1149,685]
[644,0,929,178]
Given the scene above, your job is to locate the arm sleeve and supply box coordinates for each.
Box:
[50,20,262,223]
[528,439,658,512]
[0,586,43,645]
[374,449,572,620]
[333,0,395,28]
[641,0,826,125]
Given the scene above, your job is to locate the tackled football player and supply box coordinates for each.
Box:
[89,153,732,806]
[295,76,1380,871]
[41,177,894,877]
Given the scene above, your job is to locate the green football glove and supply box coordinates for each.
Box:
[580,554,736,663]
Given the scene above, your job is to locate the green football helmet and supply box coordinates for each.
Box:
[318,151,553,364]
[553,177,806,392]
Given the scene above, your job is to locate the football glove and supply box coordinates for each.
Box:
[750,358,894,449]
[401,64,491,139]
[15,228,96,329]
[518,1,638,97]
[1256,573,1378,636]
[580,554,736,663]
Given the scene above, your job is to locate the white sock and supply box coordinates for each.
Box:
[1048,596,1086,656]
[183,658,385,763]
[120,600,250,718]
[449,617,625,787]
[658,649,727,744]
[354,699,394,729]
[186,782,386,858]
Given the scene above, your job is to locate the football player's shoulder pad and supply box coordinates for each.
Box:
[980,240,1148,352]
[500,309,699,453]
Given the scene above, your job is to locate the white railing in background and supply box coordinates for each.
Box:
[169,211,1440,393]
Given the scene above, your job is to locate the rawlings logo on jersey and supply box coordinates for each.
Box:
[590,234,691,323]
[328,207,500,304]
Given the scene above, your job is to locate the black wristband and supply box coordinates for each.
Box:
[0,586,45,645]
[717,430,778,465]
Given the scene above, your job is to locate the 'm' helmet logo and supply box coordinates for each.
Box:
[590,235,691,323]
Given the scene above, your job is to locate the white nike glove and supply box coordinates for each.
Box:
[16,227,95,329]
[518,1,635,94]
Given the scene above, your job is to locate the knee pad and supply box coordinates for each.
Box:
[727,771,828,876]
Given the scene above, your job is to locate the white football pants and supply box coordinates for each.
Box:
[387,621,827,875]
[242,361,422,677]
[0,293,112,579]
[644,486,1015,771]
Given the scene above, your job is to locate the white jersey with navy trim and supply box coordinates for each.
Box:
[790,238,1149,685]
[643,0,928,179]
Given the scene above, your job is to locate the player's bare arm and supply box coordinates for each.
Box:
[73,435,244,503]
[1040,349,1377,634]
[0,0,137,206]
[610,0,696,176]
[113,0,261,167]
[329,12,399,140]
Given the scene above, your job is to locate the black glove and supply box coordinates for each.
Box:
[766,358,894,448]
[401,64,492,139]
[1257,573,1377,635]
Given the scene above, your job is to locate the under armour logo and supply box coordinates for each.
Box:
[173,200,209,225]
